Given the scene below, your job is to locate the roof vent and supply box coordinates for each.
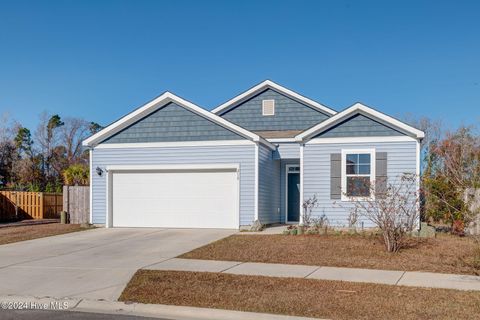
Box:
[262,99,275,116]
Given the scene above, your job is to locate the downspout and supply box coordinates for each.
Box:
[416,138,422,230]
[88,147,93,225]
[254,142,259,223]
[299,143,304,225]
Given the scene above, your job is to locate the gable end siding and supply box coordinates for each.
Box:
[219,89,330,131]
[102,102,245,144]
[315,114,405,138]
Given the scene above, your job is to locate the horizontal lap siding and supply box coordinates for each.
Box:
[92,145,255,226]
[258,145,281,224]
[303,141,416,227]
[274,142,300,159]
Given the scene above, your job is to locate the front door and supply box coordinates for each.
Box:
[286,165,300,222]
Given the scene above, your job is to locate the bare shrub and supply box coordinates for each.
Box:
[302,195,318,227]
[346,173,420,252]
[301,195,329,234]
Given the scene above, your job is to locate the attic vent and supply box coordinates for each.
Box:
[262,99,275,116]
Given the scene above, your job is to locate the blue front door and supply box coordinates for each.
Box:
[287,167,300,222]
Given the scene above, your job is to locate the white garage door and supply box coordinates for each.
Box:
[111,169,239,229]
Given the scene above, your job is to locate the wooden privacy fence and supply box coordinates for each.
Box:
[63,186,90,224]
[0,191,63,222]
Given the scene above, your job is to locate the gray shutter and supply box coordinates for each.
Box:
[375,152,388,198]
[330,153,341,199]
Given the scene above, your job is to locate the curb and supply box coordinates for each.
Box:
[0,295,324,320]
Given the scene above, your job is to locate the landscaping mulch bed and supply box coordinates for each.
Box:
[0,223,89,245]
[179,234,480,275]
[120,270,480,320]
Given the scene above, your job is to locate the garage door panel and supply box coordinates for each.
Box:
[111,169,238,229]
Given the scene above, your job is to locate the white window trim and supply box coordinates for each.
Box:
[262,99,275,116]
[341,148,376,202]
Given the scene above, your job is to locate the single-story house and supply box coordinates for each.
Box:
[82,80,424,229]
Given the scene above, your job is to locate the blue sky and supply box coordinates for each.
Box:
[0,0,478,131]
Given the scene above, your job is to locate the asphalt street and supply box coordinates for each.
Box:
[0,309,170,320]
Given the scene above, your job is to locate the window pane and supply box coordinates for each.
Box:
[358,164,371,174]
[346,164,357,174]
[346,177,371,197]
[346,154,358,165]
[358,154,371,164]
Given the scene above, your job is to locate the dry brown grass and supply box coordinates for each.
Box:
[180,233,480,275]
[0,223,88,245]
[120,270,480,320]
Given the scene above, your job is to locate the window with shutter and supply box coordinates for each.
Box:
[341,149,376,201]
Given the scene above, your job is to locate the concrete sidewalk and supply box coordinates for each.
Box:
[146,258,480,291]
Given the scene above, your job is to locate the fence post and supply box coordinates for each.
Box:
[39,192,44,219]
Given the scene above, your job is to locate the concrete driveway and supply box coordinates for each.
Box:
[0,228,234,301]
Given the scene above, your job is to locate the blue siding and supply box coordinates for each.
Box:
[315,114,404,138]
[258,145,281,224]
[303,141,417,227]
[91,144,255,226]
[274,142,300,159]
[219,89,330,131]
[103,102,244,144]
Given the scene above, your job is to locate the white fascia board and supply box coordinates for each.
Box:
[106,163,240,172]
[296,103,425,142]
[267,138,297,143]
[94,140,254,149]
[212,80,337,116]
[258,137,277,150]
[306,136,418,145]
[83,92,172,147]
[299,144,304,225]
[83,92,274,149]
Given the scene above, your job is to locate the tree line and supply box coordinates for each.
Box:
[0,112,101,192]
[415,118,480,231]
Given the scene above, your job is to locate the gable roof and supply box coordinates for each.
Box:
[212,80,337,116]
[82,92,275,149]
[295,102,425,142]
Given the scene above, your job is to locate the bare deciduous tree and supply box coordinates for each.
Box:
[35,112,64,184]
[60,117,90,166]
